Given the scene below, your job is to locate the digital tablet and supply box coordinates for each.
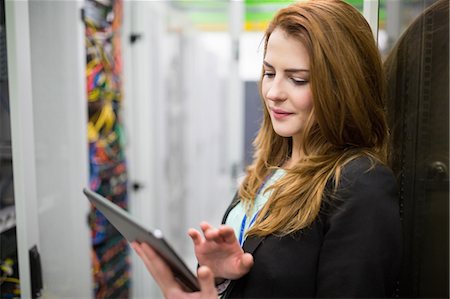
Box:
[83,188,200,292]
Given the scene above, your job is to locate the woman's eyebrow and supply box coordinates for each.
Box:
[263,60,309,73]
[263,60,274,68]
[285,68,310,73]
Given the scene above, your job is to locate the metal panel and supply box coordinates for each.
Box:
[27,0,92,297]
[363,0,380,40]
[384,0,449,297]
[5,1,39,297]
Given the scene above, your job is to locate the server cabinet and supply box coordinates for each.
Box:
[4,1,41,297]
[384,0,449,297]
[4,0,92,298]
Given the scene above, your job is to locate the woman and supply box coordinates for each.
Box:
[133,0,402,297]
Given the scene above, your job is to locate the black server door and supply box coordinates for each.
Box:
[384,0,449,297]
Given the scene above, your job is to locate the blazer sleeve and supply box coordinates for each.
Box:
[316,161,402,298]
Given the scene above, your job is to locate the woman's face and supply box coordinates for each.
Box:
[262,28,314,143]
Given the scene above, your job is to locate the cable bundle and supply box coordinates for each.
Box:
[84,0,130,298]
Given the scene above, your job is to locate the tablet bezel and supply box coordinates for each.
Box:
[83,188,200,292]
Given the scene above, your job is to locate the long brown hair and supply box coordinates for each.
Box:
[240,0,389,237]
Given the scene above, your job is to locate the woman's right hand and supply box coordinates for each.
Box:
[188,222,254,280]
[132,242,218,299]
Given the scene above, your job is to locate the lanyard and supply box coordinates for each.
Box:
[239,210,260,247]
[238,170,276,247]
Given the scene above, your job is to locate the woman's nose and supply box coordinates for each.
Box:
[265,80,287,101]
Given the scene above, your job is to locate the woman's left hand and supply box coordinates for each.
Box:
[132,242,218,299]
[188,222,254,280]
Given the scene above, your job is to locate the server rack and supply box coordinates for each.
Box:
[84,0,130,297]
[0,0,20,296]
[385,0,449,297]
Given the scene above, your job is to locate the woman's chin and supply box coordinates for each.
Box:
[273,129,293,138]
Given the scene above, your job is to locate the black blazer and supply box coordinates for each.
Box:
[221,157,402,298]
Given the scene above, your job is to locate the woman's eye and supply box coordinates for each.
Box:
[264,72,275,78]
[291,78,308,85]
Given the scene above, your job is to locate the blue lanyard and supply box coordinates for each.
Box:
[239,210,260,247]
[238,170,275,247]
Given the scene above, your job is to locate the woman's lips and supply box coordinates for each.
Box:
[271,108,293,120]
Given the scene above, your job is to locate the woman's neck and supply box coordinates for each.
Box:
[284,147,303,169]
[283,134,306,169]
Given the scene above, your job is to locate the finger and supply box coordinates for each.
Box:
[197,266,218,298]
[140,244,179,291]
[166,288,193,299]
[203,228,224,243]
[218,226,238,244]
[132,243,150,266]
[238,253,254,272]
[132,243,168,285]
[200,223,223,243]
[199,222,214,236]
[139,243,181,293]
[188,228,203,246]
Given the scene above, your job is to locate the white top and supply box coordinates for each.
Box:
[225,168,286,245]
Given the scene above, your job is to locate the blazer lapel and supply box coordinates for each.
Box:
[221,192,240,224]
[242,235,265,254]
